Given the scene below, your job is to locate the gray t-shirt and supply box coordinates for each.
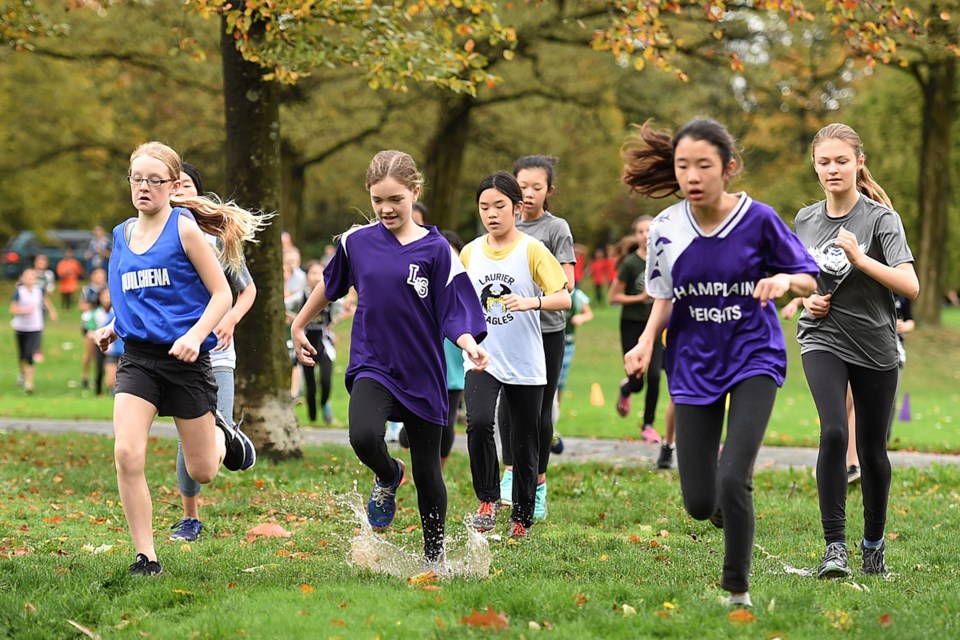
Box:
[516,211,575,333]
[794,196,914,370]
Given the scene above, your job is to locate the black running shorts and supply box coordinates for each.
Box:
[115,340,218,419]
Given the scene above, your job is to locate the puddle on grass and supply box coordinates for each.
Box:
[339,490,492,580]
[756,544,816,577]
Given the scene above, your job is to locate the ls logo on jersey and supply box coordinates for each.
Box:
[407,264,429,298]
[808,239,866,278]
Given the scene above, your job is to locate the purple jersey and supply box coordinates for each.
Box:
[646,195,819,404]
[324,223,487,425]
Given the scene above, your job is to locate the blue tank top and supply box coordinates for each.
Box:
[109,208,216,351]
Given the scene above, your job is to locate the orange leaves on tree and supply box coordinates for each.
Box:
[728,608,755,623]
[460,605,509,630]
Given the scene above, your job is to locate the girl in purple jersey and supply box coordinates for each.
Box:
[794,124,919,579]
[290,150,489,566]
[95,142,265,576]
[622,118,818,608]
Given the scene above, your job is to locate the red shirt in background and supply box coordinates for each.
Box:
[56,258,84,294]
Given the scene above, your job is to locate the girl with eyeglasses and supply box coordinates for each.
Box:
[95,142,268,576]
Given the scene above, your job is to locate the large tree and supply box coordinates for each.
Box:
[200,0,516,457]
[594,0,960,324]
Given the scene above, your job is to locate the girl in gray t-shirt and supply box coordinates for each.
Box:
[794,123,919,580]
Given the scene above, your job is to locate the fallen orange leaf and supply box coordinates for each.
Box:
[402,525,419,533]
[574,593,588,607]
[728,609,755,623]
[460,605,509,630]
[435,617,446,629]
[408,570,439,587]
[246,523,292,538]
[879,613,893,628]
[254,479,265,489]
[300,584,315,594]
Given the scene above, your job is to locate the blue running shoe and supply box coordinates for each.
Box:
[169,518,203,542]
[216,410,256,471]
[368,458,405,530]
[534,481,548,520]
[321,403,334,424]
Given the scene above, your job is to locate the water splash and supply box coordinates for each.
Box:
[337,491,491,580]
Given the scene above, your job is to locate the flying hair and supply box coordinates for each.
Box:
[621,118,742,199]
[131,142,271,272]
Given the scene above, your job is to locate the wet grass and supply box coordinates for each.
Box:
[2,431,960,639]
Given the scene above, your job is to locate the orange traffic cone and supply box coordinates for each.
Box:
[590,383,605,407]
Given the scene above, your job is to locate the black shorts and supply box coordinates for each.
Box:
[114,340,218,419]
[15,331,42,364]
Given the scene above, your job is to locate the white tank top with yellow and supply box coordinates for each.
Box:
[461,232,567,385]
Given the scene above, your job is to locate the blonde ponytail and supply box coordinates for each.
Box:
[171,194,273,271]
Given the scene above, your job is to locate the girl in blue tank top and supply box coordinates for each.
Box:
[94,141,268,577]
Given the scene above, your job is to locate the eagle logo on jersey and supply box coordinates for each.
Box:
[808,238,866,278]
[479,282,515,325]
[406,264,429,298]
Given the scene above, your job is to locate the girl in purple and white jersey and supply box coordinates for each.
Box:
[291,150,488,566]
[794,124,918,579]
[622,118,818,607]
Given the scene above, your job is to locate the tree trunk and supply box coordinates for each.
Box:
[914,56,956,326]
[423,94,474,231]
[281,139,307,246]
[221,16,302,459]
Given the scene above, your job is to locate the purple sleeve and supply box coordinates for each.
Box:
[322,239,353,301]
[763,208,820,277]
[434,247,487,345]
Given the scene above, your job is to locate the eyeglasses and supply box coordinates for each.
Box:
[127,175,175,188]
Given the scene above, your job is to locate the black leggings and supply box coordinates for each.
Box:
[620,317,664,425]
[498,329,564,474]
[802,351,898,544]
[442,390,462,459]
[674,376,778,593]
[348,377,446,561]
[301,327,332,422]
[465,370,543,528]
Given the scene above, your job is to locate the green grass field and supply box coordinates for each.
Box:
[4,282,960,638]
[2,431,960,639]
[3,280,959,452]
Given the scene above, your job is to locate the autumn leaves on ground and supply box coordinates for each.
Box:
[2,432,959,639]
